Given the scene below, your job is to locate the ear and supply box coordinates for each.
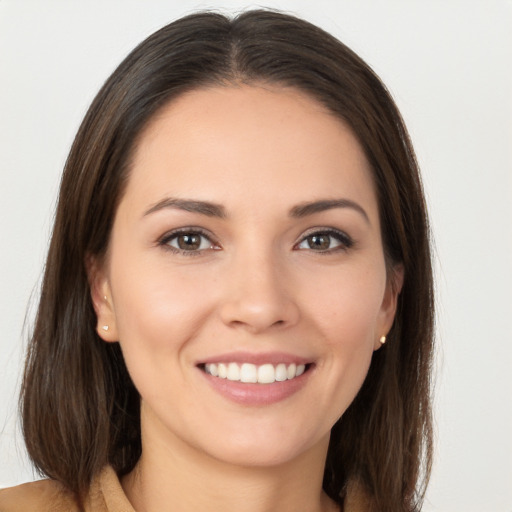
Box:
[373,263,404,351]
[85,254,118,342]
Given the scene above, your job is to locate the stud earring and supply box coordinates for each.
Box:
[102,325,109,331]
[379,335,386,345]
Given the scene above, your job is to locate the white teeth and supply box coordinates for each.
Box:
[258,364,275,384]
[204,362,307,384]
[209,363,219,377]
[275,363,287,382]
[227,362,240,381]
[218,363,227,379]
[240,363,257,383]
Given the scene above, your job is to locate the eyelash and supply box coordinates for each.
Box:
[294,228,354,254]
[158,228,219,257]
[157,227,354,256]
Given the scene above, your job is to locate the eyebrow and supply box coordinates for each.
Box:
[143,196,369,224]
[289,199,370,223]
[143,198,227,218]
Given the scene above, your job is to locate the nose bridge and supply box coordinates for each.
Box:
[219,242,299,332]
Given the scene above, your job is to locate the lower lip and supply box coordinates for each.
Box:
[199,367,312,406]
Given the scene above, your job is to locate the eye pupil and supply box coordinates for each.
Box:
[178,234,201,250]
[308,234,330,250]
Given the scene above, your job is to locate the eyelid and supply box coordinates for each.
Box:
[294,227,354,252]
[156,226,353,255]
[157,227,221,255]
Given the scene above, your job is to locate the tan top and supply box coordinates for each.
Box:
[0,466,369,511]
[0,466,133,512]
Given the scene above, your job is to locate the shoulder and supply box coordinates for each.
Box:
[0,467,134,512]
[0,478,79,512]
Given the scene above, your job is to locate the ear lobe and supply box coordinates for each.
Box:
[373,263,404,351]
[85,254,119,343]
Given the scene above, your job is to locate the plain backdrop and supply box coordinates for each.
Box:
[1,1,511,511]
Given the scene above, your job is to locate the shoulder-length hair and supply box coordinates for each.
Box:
[21,10,434,512]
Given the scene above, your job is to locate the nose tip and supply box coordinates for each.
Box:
[221,300,296,333]
[218,266,300,333]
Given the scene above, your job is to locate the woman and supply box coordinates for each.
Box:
[0,9,434,512]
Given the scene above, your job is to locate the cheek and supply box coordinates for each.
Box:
[108,251,216,360]
[108,256,221,408]
[302,265,385,408]
[307,265,386,347]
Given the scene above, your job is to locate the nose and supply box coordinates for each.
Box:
[218,252,300,334]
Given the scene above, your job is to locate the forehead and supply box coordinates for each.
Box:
[123,84,377,217]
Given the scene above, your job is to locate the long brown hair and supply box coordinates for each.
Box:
[21,10,434,511]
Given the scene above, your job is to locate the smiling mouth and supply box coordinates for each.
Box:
[200,362,310,384]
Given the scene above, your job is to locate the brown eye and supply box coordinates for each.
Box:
[162,230,215,253]
[296,229,353,252]
[306,234,331,250]
[177,233,202,250]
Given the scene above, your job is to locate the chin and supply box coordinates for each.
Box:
[196,422,331,469]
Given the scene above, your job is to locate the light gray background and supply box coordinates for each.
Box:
[1,1,511,511]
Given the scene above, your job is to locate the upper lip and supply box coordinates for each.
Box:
[196,351,312,366]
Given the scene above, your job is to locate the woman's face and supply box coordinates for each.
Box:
[93,84,401,467]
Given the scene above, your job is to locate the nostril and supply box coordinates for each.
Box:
[219,291,300,333]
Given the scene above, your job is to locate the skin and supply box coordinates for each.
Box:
[90,84,402,512]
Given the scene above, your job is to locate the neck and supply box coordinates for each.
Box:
[122,409,338,512]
